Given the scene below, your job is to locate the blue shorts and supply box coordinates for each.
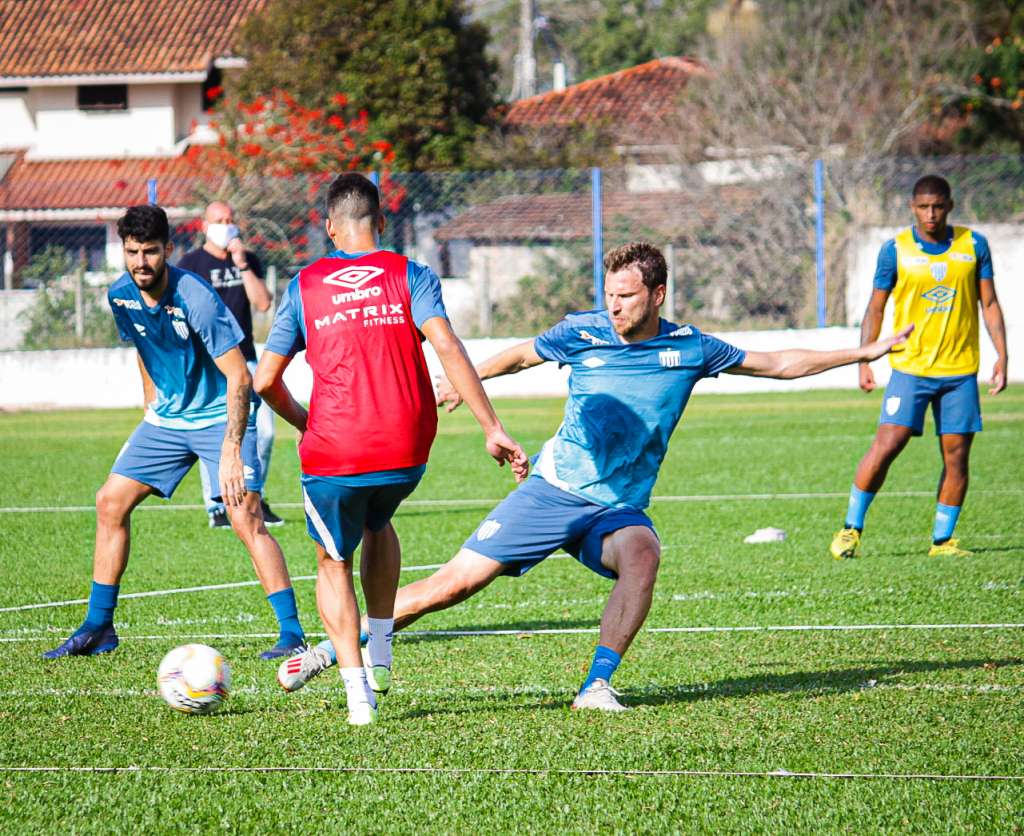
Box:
[880,370,982,436]
[301,472,422,561]
[463,476,657,580]
[111,420,261,499]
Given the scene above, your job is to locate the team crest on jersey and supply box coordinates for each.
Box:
[921,286,956,304]
[476,519,502,541]
[321,265,384,290]
[659,349,681,368]
[885,396,901,416]
[929,262,948,282]
[172,319,189,340]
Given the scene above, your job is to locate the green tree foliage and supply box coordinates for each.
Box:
[231,0,497,170]
[18,247,120,350]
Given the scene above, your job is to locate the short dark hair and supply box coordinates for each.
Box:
[325,173,380,222]
[117,204,169,244]
[603,240,667,290]
[912,174,952,200]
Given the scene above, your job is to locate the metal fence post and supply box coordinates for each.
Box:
[814,158,826,328]
[147,178,158,206]
[591,167,603,308]
[74,245,86,341]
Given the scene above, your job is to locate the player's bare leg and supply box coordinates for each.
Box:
[359,523,402,695]
[391,548,506,630]
[227,491,304,658]
[853,423,914,493]
[573,525,660,711]
[315,544,376,724]
[929,433,974,557]
[42,474,152,658]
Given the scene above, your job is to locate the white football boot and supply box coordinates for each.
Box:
[347,700,378,727]
[571,678,628,712]
[277,643,332,692]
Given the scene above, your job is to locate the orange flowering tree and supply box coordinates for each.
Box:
[182,89,405,267]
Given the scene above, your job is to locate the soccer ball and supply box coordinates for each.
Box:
[157,644,231,714]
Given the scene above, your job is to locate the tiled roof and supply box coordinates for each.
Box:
[0,0,268,78]
[0,155,202,210]
[434,187,756,243]
[504,57,704,144]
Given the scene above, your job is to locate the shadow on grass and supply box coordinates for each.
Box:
[399,616,599,641]
[883,544,1024,558]
[393,656,1023,719]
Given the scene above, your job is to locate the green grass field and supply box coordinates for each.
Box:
[2,388,1023,832]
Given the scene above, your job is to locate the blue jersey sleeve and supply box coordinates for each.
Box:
[533,318,574,365]
[873,239,897,291]
[973,232,994,279]
[701,333,745,377]
[265,277,306,356]
[407,261,448,328]
[181,276,244,358]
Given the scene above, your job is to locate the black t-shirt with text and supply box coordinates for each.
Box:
[176,247,265,361]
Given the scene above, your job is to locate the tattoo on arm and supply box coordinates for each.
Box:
[225,379,251,444]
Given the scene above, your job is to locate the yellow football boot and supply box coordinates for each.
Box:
[829,528,861,560]
[928,538,973,557]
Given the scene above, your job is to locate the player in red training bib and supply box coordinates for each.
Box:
[255,173,527,726]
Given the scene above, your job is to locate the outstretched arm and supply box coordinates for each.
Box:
[979,279,1008,395]
[421,317,529,481]
[212,346,253,508]
[253,350,308,432]
[729,324,914,379]
[435,338,545,412]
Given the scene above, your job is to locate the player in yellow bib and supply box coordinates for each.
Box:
[830,175,1008,559]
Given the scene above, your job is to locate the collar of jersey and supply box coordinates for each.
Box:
[326,249,380,259]
[911,225,954,255]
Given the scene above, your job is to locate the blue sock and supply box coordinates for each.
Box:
[581,645,621,692]
[844,485,876,531]
[77,581,119,634]
[932,503,961,544]
[316,638,337,664]
[267,588,303,642]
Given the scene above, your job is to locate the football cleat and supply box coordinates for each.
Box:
[928,538,973,558]
[260,500,285,527]
[347,701,378,727]
[829,527,861,560]
[259,633,306,661]
[361,646,391,697]
[42,624,119,659]
[571,678,627,712]
[208,509,231,529]
[277,643,333,692]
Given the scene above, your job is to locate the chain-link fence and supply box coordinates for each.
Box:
[3,156,1023,350]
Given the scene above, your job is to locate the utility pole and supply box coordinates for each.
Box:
[511,0,536,100]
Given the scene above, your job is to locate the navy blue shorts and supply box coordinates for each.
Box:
[880,370,982,436]
[111,420,261,499]
[301,473,422,561]
[463,476,657,580]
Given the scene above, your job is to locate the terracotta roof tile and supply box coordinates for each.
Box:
[0,0,268,78]
[504,57,704,145]
[0,154,201,210]
[433,187,756,243]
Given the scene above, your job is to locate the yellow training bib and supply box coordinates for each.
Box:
[890,225,980,377]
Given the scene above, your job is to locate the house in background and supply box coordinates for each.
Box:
[0,0,268,288]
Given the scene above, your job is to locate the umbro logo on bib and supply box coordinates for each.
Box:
[322,265,384,290]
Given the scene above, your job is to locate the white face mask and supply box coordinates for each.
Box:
[205,222,239,250]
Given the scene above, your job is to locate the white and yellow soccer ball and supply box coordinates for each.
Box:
[157,644,231,714]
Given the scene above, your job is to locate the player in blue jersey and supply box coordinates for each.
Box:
[278,241,911,710]
[43,205,307,661]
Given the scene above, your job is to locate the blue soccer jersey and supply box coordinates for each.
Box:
[108,265,244,429]
[532,311,745,509]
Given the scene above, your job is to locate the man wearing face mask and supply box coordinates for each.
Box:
[178,202,283,529]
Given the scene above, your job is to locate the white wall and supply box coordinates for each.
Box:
[1,327,983,411]
[30,84,179,158]
[0,291,37,350]
[0,92,35,149]
[846,223,1021,380]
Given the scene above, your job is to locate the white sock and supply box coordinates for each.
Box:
[340,666,375,710]
[366,617,394,669]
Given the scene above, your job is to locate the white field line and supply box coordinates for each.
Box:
[4,622,1024,644]
[0,765,1021,782]
[2,487,1022,514]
